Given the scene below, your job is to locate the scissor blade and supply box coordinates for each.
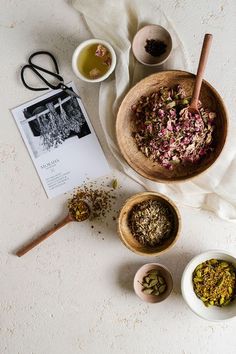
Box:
[63,86,81,99]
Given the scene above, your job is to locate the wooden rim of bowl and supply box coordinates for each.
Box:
[117,191,181,256]
[115,70,229,183]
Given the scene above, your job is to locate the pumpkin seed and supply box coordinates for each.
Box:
[158,276,165,285]
[143,288,153,295]
[220,262,229,268]
[149,279,158,287]
[209,259,218,264]
[195,264,203,271]
[141,269,167,297]
[220,297,225,305]
[159,285,166,294]
[149,273,158,280]
[194,277,203,282]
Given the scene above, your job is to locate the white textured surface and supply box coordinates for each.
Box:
[0,1,235,354]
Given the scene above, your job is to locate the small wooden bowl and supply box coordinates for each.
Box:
[116,70,228,182]
[132,24,172,66]
[117,192,181,256]
[134,263,173,303]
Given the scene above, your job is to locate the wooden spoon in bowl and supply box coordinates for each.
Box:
[187,33,213,115]
[16,200,90,257]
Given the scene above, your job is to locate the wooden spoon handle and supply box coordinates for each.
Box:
[191,34,213,109]
[16,215,72,257]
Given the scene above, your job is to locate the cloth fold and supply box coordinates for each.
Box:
[72,0,236,221]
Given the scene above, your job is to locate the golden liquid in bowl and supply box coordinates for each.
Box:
[77,43,111,79]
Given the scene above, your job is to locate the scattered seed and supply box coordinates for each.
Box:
[68,181,118,221]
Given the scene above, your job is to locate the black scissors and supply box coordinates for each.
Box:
[20,51,80,99]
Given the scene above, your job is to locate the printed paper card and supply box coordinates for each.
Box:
[11,82,110,198]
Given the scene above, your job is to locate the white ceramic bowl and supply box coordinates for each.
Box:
[181,250,236,321]
[72,38,116,83]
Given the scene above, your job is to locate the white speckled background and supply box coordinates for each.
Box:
[0,1,235,353]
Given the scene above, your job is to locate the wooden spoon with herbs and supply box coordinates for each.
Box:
[16,200,90,257]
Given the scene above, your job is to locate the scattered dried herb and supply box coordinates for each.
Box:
[112,179,118,189]
[193,259,236,307]
[128,199,173,247]
[68,182,117,221]
[141,269,167,296]
[144,39,167,57]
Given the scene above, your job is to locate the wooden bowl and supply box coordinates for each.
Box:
[134,263,173,303]
[116,70,228,182]
[117,192,181,256]
[132,24,172,66]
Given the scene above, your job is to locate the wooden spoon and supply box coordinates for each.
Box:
[187,33,213,115]
[16,201,90,257]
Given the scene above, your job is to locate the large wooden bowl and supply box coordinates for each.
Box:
[118,192,181,256]
[116,70,228,182]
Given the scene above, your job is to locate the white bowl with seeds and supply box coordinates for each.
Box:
[134,263,173,303]
[181,250,236,321]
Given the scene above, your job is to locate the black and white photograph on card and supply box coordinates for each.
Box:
[11,82,110,199]
[21,88,91,158]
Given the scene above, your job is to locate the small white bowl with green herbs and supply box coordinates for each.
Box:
[181,250,236,321]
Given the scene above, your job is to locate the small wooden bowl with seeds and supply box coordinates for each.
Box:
[134,263,173,303]
[118,192,181,256]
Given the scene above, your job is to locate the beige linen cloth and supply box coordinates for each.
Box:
[72,0,236,221]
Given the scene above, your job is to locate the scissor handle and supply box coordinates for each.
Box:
[28,51,60,73]
[21,51,64,91]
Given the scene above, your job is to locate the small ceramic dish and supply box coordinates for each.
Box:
[72,38,116,83]
[134,263,173,303]
[181,250,236,321]
[132,24,172,66]
[118,192,181,256]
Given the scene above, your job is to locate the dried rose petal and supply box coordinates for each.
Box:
[132,85,216,169]
[95,44,108,57]
[89,68,101,79]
